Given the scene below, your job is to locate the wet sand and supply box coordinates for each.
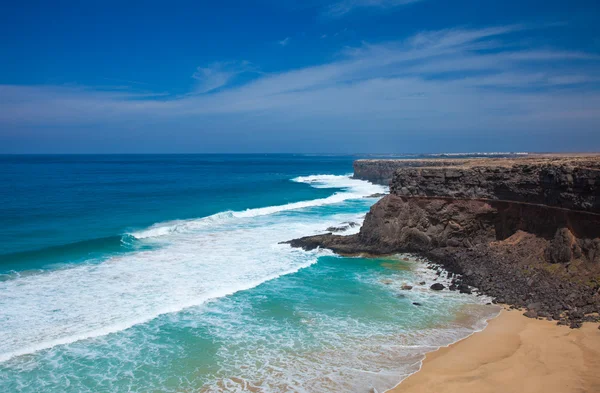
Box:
[389,309,600,393]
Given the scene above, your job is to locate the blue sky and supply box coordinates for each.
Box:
[1,0,599,153]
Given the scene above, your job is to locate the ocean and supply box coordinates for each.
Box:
[0,155,497,392]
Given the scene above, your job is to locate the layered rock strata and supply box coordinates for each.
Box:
[291,156,600,327]
[353,159,469,185]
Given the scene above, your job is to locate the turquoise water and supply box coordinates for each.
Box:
[0,155,496,392]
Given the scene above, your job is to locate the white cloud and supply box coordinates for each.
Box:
[191,61,256,93]
[278,37,291,46]
[1,24,599,145]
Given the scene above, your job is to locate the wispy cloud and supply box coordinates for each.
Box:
[278,37,291,46]
[1,24,599,151]
[192,61,256,93]
[323,0,424,18]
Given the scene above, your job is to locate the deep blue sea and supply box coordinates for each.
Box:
[0,155,497,392]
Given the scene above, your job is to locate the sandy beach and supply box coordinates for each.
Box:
[390,309,600,393]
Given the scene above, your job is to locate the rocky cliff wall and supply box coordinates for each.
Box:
[291,156,600,327]
[353,159,469,185]
[390,159,600,214]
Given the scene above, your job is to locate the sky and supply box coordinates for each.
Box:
[1,0,599,154]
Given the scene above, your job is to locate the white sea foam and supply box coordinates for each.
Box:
[176,258,498,393]
[0,175,379,363]
[130,174,386,240]
[0,173,497,393]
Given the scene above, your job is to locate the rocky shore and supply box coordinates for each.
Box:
[290,156,600,327]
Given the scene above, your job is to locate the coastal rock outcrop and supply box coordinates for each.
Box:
[353,159,468,185]
[388,158,600,213]
[292,156,600,326]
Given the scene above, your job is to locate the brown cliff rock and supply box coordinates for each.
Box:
[290,156,600,326]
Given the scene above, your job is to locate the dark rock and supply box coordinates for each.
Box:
[546,228,575,264]
[570,309,584,319]
[524,310,538,318]
[419,281,426,285]
[430,283,445,291]
[412,302,422,306]
[583,315,599,323]
[570,320,583,329]
[552,312,562,321]
[289,156,600,329]
[326,226,349,233]
[401,285,413,290]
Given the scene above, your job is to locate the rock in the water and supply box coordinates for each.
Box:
[430,283,445,291]
[401,285,413,290]
[419,281,426,285]
[326,226,349,233]
[412,302,422,306]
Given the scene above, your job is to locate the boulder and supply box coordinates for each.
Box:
[524,310,538,318]
[326,226,349,233]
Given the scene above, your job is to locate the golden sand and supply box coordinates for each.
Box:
[389,309,600,393]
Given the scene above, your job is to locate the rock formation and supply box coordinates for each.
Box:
[353,159,468,185]
[291,156,600,327]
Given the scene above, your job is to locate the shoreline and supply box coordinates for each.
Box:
[382,302,502,393]
[387,308,600,393]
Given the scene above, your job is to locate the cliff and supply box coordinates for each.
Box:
[291,156,600,327]
[353,159,469,185]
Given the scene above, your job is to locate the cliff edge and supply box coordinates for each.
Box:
[291,156,600,327]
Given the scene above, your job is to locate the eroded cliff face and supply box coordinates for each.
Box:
[353,159,468,185]
[390,159,600,213]
[291,156,600,326]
